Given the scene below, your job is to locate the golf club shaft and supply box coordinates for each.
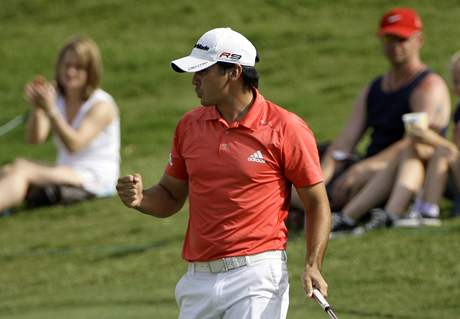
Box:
[327,309,339,319]
[312,289,339,319]
[0,112,28,137]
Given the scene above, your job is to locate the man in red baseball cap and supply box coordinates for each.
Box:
[378,7,422,39]
[314,7,452,235]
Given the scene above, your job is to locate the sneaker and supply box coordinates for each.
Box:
[394,209,422,227]
[331,212,356,236]
[420,215,441,226]
[396,202,441,227]
[353,208,395,234]
[395,210,441,227]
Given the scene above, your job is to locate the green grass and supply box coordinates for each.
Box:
[1,0,460,318]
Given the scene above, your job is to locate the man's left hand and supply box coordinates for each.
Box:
[302,263,328,298]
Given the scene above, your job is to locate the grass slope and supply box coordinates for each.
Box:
[1,1,460,318]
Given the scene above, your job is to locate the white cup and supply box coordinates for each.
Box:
[402,112,428,132]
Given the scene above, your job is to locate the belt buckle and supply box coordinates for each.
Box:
[223,257,234,271]
[208,260,224,273]
[223,259,230,271]
[225,256,247,271]
[206,256,249,273]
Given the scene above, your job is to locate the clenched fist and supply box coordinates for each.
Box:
[116,174,144,208]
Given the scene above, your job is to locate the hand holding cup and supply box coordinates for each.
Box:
[402,112,428,135]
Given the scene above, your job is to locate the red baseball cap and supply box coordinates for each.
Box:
[378,8,422,38]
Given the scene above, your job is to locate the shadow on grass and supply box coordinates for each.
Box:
[0,235,183,261]
[336,307,418,319]
[0,297,176,317]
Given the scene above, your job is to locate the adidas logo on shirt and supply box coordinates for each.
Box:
[248,150,266,163]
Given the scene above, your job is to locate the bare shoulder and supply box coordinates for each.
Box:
[411,72,450,104]
[416,72,449,93]
[84,101,117,124]
[89,101,116,114]
[411,71,451,128]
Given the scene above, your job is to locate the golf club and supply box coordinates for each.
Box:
[312,288,339,319]
[0,112,28,137]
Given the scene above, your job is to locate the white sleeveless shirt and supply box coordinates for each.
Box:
[54,89,120,197]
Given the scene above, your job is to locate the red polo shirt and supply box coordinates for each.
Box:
[165,90,323,261]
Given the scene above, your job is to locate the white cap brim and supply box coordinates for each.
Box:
[171,55,217,73]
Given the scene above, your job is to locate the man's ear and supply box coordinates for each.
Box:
[228,64,243,81]
[418,32,424,47]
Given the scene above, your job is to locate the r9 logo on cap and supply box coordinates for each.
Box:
[219,52,242,61]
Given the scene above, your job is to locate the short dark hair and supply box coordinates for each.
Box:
[216,61,260,89]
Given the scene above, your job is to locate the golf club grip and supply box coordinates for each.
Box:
[312,288,330,310]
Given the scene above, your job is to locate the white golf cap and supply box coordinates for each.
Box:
[171,27,257,73]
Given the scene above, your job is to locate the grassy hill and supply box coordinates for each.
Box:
[1,1,460,318]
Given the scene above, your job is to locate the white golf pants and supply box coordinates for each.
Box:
[175,254,289,319]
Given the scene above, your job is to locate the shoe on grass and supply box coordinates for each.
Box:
[353,208,395,234]
[395,209,441,227]
[331,212,356,237]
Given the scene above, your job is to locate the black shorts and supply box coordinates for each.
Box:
[25,184,95,209]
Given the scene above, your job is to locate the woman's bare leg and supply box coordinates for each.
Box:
[0,158,82,211]
[384,149,425,216]
[420,147,451,204]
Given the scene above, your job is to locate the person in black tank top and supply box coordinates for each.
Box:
[315,8,452,236]
[365,69,431,157]
[331,67,452,235]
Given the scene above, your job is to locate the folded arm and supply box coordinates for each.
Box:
[47,101,116,153]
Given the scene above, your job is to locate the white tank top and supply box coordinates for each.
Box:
[54,89,120,196]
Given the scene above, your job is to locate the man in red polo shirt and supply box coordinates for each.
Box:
[117,27,331,319]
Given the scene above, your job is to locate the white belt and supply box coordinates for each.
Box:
[190,250,287,273]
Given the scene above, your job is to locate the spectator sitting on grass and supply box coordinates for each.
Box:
[0,36,120,215]
[330,53,460,236]
[396,50,460,223]
[289,8,451,232]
